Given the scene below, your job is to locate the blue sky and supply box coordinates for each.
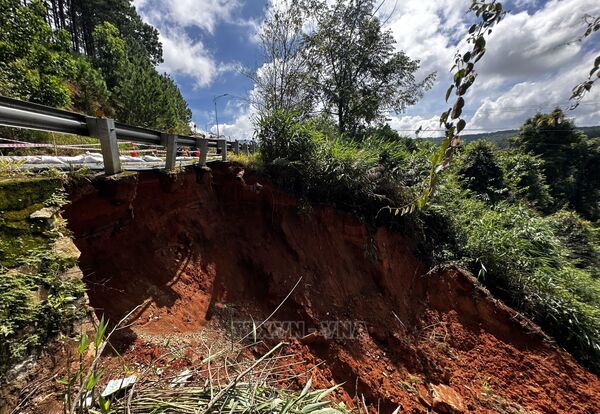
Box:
[133,0,600,139]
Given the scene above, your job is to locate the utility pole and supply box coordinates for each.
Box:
[213,93,228,139]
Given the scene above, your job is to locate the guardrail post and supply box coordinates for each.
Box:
[242,142,249,155]
[233,140,240,155]
[86,117,121,175]
[163,132,178,172]
[196,138,208,166]
[219,139,228,162]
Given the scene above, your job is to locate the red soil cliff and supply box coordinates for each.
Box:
[62,163,599,414]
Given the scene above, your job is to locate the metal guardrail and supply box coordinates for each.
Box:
[0,96,257,175]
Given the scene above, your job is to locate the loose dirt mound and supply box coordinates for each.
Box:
[63,164,599,413]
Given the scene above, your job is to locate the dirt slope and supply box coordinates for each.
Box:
[63,164,600,414]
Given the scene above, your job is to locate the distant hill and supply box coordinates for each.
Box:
[424,126,600,148]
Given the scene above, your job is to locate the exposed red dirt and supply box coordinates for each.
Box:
[56,163,600,414]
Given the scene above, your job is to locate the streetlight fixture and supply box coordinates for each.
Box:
[213,93,229,139]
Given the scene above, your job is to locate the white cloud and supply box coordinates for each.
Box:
[158,30,217,88]
[387,114,442,138]
[211,108,255,141]
[381,0,468,78]
[379,0,600,134]
[132,0,248,89]
[133,0,242,33]
[479,0,599,80]
[470,51,600,131]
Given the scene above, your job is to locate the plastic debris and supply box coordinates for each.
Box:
[101,375,137,397]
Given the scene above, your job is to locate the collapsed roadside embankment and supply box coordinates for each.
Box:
[51,163,599,413]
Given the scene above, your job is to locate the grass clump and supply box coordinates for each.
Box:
[255,110,425,219]
[427,186,600,370]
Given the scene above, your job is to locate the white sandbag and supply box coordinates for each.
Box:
[142,155,162,162]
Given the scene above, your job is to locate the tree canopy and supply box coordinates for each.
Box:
[0,0,190,133]
[303,0,434,135]
[512,109,600,220]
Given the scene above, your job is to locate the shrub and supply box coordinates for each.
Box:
[427,185,600,373]
[499,151,553,211]
[457,141,506,202]
[545,210,599,278]
[256,110,417,216]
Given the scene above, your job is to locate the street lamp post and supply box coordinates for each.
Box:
[213,93,228,139]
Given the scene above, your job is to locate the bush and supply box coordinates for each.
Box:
[256,110,417,216]
[427,184,600,373]
[457,141,506,202]
[499,151,553,211]
[545,210,599,278]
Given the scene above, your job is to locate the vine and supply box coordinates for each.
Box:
[570,15,600,109]
[389,0,505,216]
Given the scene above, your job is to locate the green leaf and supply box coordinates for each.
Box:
[302,401,332,413]
[98,395,111,413]
[85,371,101,390]
[317,384,344,401]
[94,315,108,349]
[453,69,465,84]
[457,119,466,133]
[300,378,313,398]
[78,332,89,354]
[445,85,454,102]
[310,409,342,414]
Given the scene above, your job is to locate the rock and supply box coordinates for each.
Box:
[61,266,84,280]
[430,384,465,414]
[52,237,81,264]
[29,206,58,220]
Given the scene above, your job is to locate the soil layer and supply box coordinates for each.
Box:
[59,164,600,414]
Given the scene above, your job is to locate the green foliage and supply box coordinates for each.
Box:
[499,151,553,211]
[0,0,74,107]
[0,0,191,133]
[570,15,599,108]
[71,57,113,116]
[545,211,599,278]
[257,110,424,219]
[415,0,505,212]
[92,21,127,90]
[427,185,600,373]
[301,0,434,135]
[457,141,505,202]
[512,109,600,220]
[0,197,85,377]
[0,177,85,377]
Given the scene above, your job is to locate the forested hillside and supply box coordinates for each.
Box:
[0,0,191,133]
[425,125,600,148]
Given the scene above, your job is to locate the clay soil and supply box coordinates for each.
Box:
[29,163,600,413]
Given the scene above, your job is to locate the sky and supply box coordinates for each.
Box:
[132,0,600,140]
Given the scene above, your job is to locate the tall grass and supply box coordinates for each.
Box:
[427,182,600,372]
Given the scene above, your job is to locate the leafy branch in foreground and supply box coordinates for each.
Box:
[421,0,506,209]
[386,0,505,216]
[570,15,600,108]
